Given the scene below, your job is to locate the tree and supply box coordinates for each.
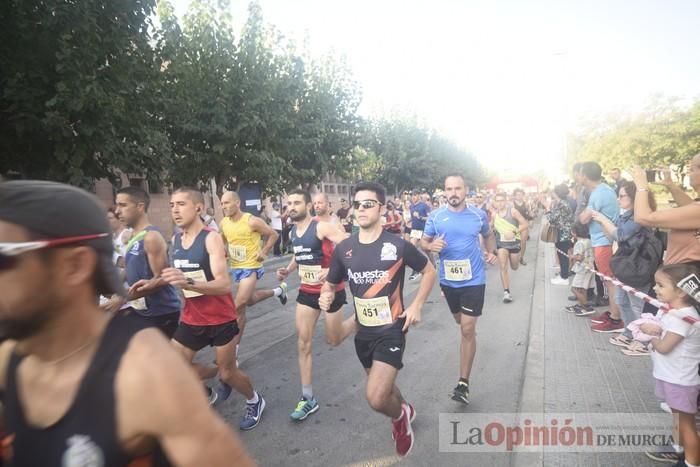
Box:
[0,0,170,187]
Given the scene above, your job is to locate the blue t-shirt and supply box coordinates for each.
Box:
[424,205,491,287]
[410,202,430,231]
[587,183,619,247]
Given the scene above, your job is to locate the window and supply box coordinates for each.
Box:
[327,185,336,194]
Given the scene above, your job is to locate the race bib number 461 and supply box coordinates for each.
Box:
[354,296,393,327]
[444,259,472,281]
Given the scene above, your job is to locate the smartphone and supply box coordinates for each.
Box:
[645,170,656,183]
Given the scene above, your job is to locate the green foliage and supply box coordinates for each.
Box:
[0,0,170,187]
[568,96,700,177]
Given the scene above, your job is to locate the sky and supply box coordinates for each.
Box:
[171,0,700,180]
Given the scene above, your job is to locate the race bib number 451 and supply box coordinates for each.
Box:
[443,259,472,281]
[354,296,393,327]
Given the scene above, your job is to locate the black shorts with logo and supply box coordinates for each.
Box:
[296,289,347,313]
[441,284,486,317]
[355,331,406,370]
[496,239,521,253]
[173,320,239,351]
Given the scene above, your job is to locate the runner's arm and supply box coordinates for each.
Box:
[513,209,528,234]
[129,231,170,299]
[118,329,255,467]
[249,216,279,258]
[277,257,297,280]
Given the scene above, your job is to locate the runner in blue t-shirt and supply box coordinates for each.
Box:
[422,174,498,405]
[408,190,431,280]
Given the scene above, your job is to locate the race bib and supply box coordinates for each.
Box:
[299,264,323,285]
[183,269,207,298]
[354,296,393,327]
[444,259,472,281]
[410,229,423,240]
[129,297,147,311]
[229,245,247,262]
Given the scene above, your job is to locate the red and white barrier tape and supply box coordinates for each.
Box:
[552,246,699,328]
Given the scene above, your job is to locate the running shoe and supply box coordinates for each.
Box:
[391,402,415,457]
[590,311,611,324]
[503,291,513,303]
[451,381,470,405]
[278,282,288,305]
[608,335,633,348]
[574,305,595,317]
[240,393,266,430]
[409,272,420,281]
[591,319,624,333]
[212,380,232,405]
[550,276,569,286]
[565,304,581,313]
[520,258,527,266]
[290,396,319,421]
[407,403,416,423]
[206,386,218,406]
[659,401,671,414]
[645,449,682,464]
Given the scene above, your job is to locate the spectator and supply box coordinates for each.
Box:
[202,207,219,232]
[609,167,626,195]
[269,202,283,256]
[579,161,624,333]
[633,157,700,267]
[336,198,352,233]
[545,184,575,286]
[592,180,657,352]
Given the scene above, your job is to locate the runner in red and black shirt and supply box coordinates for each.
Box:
[320,182,436,458]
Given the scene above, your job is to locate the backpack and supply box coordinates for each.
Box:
[610,227,664,288]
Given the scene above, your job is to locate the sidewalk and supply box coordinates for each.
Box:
[515,240,670,467]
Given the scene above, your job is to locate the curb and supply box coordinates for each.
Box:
[511,224,546,467]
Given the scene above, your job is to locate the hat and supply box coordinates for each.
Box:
[0,180,124,296]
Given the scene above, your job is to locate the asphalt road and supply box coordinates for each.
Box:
[199,239,539,467]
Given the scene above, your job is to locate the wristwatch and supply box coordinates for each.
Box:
[186,277,195,287]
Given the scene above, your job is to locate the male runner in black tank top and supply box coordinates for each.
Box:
[275,189,351,422]
[0,181,253,466]
[320,182,436,458]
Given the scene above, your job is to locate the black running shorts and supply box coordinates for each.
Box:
[354,332,406,370]
[296,289,346,313]
[125,311,180,339]
[441,284,486,317]
[173,320,239,351]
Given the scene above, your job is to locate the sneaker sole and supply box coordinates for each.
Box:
[575,310,595,316]
[451,392,470,405]
[621,348,650,356]
[644,451,680,463]
[240,398,266,431]
[592,327,624,333]
[290,403,319,421]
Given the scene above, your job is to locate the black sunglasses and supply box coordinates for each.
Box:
[0,233,109,271]
[353,200,382,210]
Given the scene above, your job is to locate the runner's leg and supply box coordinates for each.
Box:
[365,361,402,418]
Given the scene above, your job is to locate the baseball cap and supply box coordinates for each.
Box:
[0,180,124,296]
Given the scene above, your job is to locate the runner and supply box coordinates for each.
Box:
[408,190,430,280]
[313,193,343,231]
[220,191,287,354]
[421,174,498,405]
[163,187,266,430]
[512,188,533,265]
[336,198,353,233]
[491,192,528,303]
[113,186,181,338]
[0,180,253,466]
[383,201,403,235]
[320,181,436,457]
[276,189,350,422]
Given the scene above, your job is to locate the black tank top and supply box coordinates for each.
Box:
[2,315,171,467]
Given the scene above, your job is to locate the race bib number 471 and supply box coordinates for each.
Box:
[354,296,393,327]
[299,264,322,285]
[443,259,472,281]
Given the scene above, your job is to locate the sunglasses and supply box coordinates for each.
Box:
[0,233,109,271]
[352,200,382,210]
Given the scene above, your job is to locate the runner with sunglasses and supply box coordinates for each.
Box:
[320,182,436,458]
[276,189,350,422]
[0,181,253,466]
[421,174,498,405]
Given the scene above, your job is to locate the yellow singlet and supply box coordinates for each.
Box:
[220,213,262,269]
